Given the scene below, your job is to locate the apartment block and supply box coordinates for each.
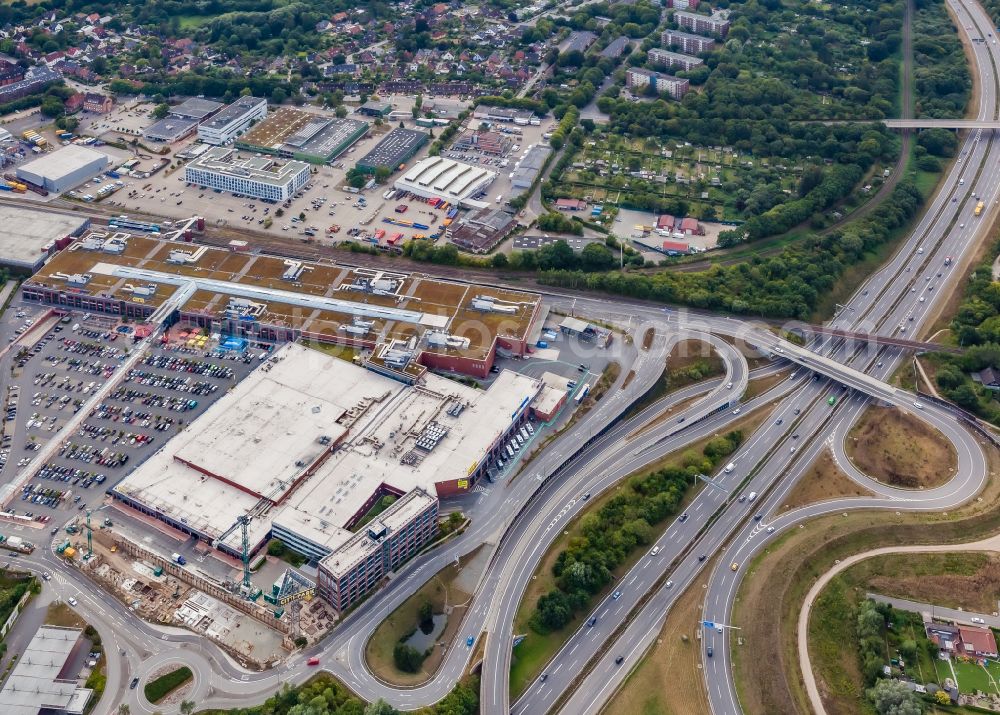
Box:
[626,68,691,100]
[674,10,731,37]
[648,48,705,72]
[661,29,717,54]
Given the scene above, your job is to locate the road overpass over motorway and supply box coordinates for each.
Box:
[817,118,1000,129]
[791,325,962,354]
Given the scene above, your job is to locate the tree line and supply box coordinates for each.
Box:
[538,180,923,320]
[530,431,742,633]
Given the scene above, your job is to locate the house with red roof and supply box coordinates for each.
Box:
[957,626,998,659]
[555,198,587,211]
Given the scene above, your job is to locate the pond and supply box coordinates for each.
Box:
[403,614,447,652]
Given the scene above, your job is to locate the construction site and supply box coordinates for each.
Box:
[59,520,335,668]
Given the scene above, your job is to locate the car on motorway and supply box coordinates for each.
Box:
[612,591,622,600]
[587,616,597,627]
[698,554,706,562]
[466,635,475,647]
[678,512,688,522]
[42,572,50,580]
[731,562,739,571]
[754,513,763,521]
[582,492,591,500]
[725,381,733,389]
[651,546,660,555]
[130,677,139,689]
[307,657,320,666]
[68,597,78,606]
[615,655,624,665]
[706,646,713,657]
[767,526,776,534]
[748,491,757,501]
[666,580,674,588]
[540,673,548,682]
[732,407,741,415]
[971,617,986,624]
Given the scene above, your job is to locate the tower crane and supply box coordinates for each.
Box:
[213,515,252,596]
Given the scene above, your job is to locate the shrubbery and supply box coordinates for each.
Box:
[529,431,743,632]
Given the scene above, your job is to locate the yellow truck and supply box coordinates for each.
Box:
[975,201,985,217]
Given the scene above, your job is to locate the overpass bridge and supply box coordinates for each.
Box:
[792,325,962,354]
[813,119,1000,130]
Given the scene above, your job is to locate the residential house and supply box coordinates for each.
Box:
[974,367,1000,390]
[957,626,999,659]
[555,198,587,211]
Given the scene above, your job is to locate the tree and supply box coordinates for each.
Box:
[270,87,286,105]
[118,706,130,715]
[365,700,400,715]
[418,600,434,633]
[867,679,924,715]
[393,643,424,673]
[491,252,509,268]
[335,105,348,118]
[934,690,950,706]
[152,103,170,120]
[374,166,391,183]
[40,96,64,118]
[179,702,195,715]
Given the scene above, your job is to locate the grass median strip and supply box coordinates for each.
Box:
[144,665,192,704]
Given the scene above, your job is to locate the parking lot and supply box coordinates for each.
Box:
[0,308,261,532]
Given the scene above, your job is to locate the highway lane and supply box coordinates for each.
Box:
[696,1,1000,712]
[480,331,748,714]
[531,8,1000,693]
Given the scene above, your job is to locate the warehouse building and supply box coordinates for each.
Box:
[184,146,310,201]
[236,106,368,164]
[449,207,517,253]
[357,100,392,117]
[510,144,552,191]
[16,144,110,193]
[144,97,224,143]
[197,96,268,145]
[0,205,90,273]
[0,626,93,715]
[472,105,540,125]
[111,342,541,612]
[393,156,497,207]
[171,97,224,120]
[356,128,429,174]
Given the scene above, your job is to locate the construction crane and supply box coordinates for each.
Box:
[213,515,252,596]
[85,510,92,560]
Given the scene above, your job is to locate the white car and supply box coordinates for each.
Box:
[971,617,986,624]
[68,597,78,606]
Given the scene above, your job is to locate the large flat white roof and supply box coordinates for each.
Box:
[0,626,89,715]
[115,343,540,554]
[395,156,497,203]
[17,144,108,181]
[0,205,88,268]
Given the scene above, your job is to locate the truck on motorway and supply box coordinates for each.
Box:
[976,201,985,216]
[171,552,187,565]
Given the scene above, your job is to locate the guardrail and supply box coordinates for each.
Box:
[915,389,1000,449]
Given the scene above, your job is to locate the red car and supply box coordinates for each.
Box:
[307,657,320,666]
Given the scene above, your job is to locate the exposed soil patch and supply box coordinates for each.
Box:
[846,406,957,488]
[780,451,874,513]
